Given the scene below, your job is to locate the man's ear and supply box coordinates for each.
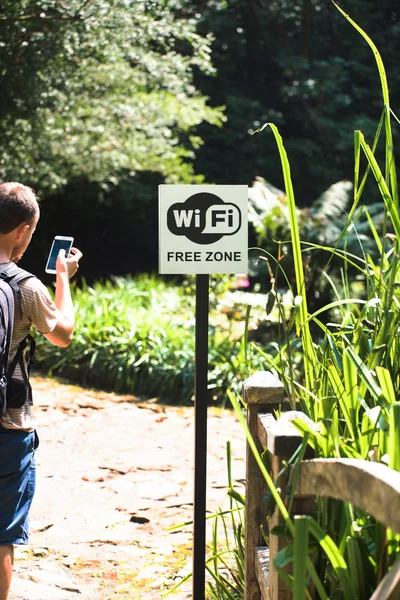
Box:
[15,222,30,241]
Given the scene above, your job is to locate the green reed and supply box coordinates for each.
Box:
[238,2,400,597]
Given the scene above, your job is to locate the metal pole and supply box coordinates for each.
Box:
[192,273,209,600]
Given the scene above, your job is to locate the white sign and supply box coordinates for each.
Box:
[159,185,248,274]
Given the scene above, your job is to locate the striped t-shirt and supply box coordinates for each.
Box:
[1,263,60,431]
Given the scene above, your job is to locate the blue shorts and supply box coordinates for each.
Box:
[0,426,39,545]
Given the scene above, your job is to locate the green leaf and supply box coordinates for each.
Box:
[328,365,357,442]
[389,403,400,472]
[332,1,398,207]
[266,289,277,316]
[346,536,367,599]
[308,517,355,600]
[343,347,382,403]
[294,516,310,600]
[253,122,316,392]
[376,366,397,405]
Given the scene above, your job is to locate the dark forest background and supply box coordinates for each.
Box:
[1,0,399,284]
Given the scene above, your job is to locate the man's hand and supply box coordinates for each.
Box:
[56,247,83,279]
[46,246,83,347]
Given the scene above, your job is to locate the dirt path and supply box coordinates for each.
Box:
[11,376,246,600]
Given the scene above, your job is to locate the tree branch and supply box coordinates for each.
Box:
[74,0,95,18]
[0,1,96,24]
[0,14,82,23]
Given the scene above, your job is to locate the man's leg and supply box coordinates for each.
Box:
[0,545,13,600]
[0,427,37,600]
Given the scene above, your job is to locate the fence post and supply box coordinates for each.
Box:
[243,371,285,600]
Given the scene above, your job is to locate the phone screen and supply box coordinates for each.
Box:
[46,237,73,273]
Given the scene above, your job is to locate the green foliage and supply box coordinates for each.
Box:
[0,0,224,190]
[33,275,263,404]
[191,0,400,205]
[247,166,386,317]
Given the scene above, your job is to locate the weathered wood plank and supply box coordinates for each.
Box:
[255,547,270,600]
[244,371,287,600]
[257,413,277,452]
[247,407,317,600]
[243,371,285,405]
[245,402,270,600]
[296,459,400,533]
[268,454,289,600]
[370,554,400,600]
[258,411,316,457]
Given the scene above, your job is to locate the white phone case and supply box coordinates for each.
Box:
[45,236,74,274]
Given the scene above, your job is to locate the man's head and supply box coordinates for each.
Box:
[0,182,40,262]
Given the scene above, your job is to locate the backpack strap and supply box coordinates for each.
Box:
[0,282,15,415]
[0,265,37,407]
[0,282,14,375]
[0,264,36,320]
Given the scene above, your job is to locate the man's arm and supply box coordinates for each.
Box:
[44,247,82,347]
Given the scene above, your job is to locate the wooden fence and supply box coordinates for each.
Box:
[243,371,400,600]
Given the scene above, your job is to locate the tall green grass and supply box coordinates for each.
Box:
[238,2,400,597]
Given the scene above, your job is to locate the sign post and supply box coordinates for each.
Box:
[193,272,209,599]
[159,185,248,599]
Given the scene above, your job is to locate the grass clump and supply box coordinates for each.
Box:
[33,274,263,405]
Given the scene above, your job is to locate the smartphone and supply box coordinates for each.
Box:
[45,236,74,274]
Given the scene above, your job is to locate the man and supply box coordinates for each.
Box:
[0,182,82,600]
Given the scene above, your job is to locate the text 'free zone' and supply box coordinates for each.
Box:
[166,251,242,262]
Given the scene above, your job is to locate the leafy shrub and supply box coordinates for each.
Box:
[33,274,264,405]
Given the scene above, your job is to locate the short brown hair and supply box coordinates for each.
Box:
[0,182,39,234]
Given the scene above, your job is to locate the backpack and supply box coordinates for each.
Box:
[0,264,37,417]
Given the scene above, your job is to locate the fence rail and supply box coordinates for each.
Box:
[243,371,400,600]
